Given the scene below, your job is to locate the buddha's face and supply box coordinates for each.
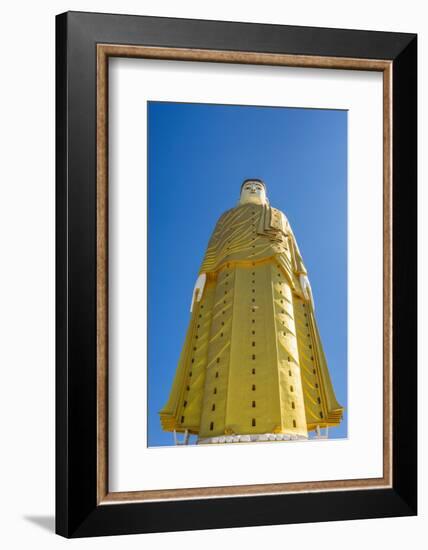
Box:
[239,180,267,205]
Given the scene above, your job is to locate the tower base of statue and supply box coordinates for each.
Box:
[197,433,309,444]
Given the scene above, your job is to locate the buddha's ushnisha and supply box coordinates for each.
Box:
[160,179,343,444]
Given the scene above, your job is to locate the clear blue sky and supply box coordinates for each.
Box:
[148,101,347,446]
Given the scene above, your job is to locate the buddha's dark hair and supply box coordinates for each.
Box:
[240,179,266,193]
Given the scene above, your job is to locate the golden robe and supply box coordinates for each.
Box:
[159,202,343,441]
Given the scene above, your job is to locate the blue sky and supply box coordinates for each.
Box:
[148,101,347,446]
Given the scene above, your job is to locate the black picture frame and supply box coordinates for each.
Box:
[56,11,417,538]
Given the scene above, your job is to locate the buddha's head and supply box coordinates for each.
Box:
[239,179,267,206]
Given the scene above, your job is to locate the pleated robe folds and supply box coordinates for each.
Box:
[159,202,343,440]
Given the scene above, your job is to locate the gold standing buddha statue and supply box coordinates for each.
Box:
[159,179,343,444]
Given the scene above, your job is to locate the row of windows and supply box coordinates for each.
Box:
[207,285,229,428]
[305,314,324,420]
[184,304,205,419]
[244,274,257,428]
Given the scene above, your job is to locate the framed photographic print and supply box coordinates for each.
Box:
[56,11,417,537]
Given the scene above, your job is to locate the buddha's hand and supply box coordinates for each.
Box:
[190,273,207,312]
[299,274,315,310]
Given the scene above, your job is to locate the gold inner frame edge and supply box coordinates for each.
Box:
[96,44,393,504]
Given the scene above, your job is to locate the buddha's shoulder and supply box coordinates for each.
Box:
[271,205,286,217]
[216,204,249,222]
[270,206,291,231]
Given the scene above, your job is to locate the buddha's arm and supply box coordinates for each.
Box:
[190,273,207,312]
[299,273,314,309]
[289,227,314,308]
[289,230,306,275]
